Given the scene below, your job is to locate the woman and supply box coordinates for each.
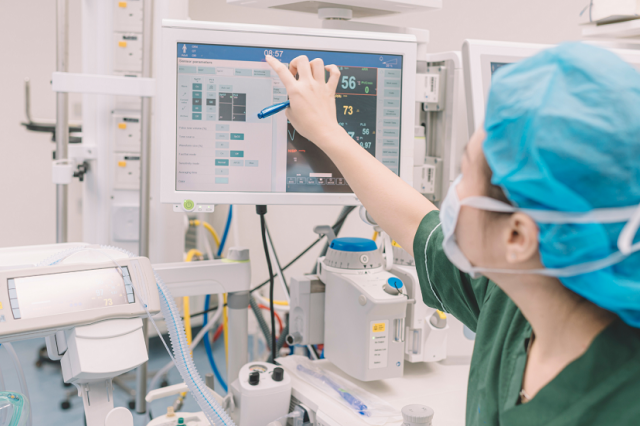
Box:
[266,42,640,425]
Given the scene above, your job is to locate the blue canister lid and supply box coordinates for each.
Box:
[330,237,377,252]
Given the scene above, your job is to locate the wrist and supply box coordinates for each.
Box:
[316,124,348,150]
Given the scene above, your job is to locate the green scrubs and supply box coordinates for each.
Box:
[413,211,640,426]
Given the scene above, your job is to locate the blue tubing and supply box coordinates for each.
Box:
[217,205,233,257]
[204,295,228,392]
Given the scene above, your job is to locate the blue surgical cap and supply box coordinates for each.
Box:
[483,42,640,327]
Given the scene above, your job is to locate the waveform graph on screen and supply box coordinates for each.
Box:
[285,65,379,194]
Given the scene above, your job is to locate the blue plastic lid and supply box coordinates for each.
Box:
[330,237,377,252]
[387,277,404,289]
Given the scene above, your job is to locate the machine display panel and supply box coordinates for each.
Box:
[7,267,133,320]
[175,44,404,194]
[490,62,511,75]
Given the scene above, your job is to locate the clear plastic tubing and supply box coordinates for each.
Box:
[148,296,223,394]
[2,343,32,426]
[155,273,235,426]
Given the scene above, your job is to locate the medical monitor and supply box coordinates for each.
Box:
[160,20,417,209]
[462,40,640,137]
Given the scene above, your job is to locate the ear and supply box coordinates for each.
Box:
[504,212,539,265]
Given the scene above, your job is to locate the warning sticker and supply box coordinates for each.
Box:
[372,323,386,332]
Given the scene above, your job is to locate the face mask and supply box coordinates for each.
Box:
[440,175,640,279]
[0,392,29,426]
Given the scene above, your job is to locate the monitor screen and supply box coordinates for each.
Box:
[490,62,511,75]
[8,267,133,320]
[175,44,403,194]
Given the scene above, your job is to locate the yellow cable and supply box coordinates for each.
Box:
[372,231,378,242]
[185,248,202,262]
[261,297,289,306]
[189,220,221,248]
[183,296,193,346]
[223,294,229,367]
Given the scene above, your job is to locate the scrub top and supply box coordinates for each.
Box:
[413,211,640,426]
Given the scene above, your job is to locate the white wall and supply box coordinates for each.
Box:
[0,0,84,247]
[1,0,587,291]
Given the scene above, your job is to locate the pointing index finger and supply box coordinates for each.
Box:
[265,55,296,89]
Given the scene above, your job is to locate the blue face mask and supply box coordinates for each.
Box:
[440,175,640,279]
[0,392,29,426]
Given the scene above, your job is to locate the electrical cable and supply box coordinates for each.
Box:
[185,305,225,320]
[265,224,290,296]
[250,209,353,294]
[311,345,321,360]
[267,319,289,364]
[217,205,233,258]
[311,206,355,274]
[148,301,223,395]
[213,324,224,342]
[256,205,277,362]
[190,220,221,251]
[250,295,272,351]
[204,295,228,393]
[257,304,283,336]
[255,294,289,313]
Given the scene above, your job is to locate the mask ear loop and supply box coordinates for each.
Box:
[618,204,640,255]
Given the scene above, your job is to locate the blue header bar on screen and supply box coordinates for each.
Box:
[177,43,403,69]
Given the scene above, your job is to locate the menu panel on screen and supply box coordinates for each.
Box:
[175,44,403,194]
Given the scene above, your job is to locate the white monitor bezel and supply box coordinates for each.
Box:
[462,39,640,138]
[160,20,417,207]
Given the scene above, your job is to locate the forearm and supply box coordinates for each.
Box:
[321,127,437,256]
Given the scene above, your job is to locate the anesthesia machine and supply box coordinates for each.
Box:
[5,0,486,425]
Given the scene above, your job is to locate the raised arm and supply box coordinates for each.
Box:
[266,55,436,256]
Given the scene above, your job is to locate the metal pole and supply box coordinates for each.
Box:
[135,0,154,414]
[56,0,69,244]
[227,291,250,384]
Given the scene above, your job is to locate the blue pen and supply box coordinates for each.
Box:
[257,100,290,119]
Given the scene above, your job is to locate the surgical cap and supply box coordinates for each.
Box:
[483,42,640,327]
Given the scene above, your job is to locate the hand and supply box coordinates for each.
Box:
[265,55,346,147]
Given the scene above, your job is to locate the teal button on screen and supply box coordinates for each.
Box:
[230,133,244,140]
[230,151,244,158]
[215,159,229,166]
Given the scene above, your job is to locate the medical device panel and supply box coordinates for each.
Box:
[318,238,407,381]
[462,40,640,136]
[161,20,417,208]
[0,257,159,343]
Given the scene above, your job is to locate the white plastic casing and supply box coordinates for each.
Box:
[391,263,447,363]
[61,318,148,383]
[289,275,325,346]
[114,32,143,72]
[319,261,407,381]
[160,20,417,207]
[225,0,442,16]
[0,257,160,343]
[231,362,292,426]
[114,0,143,33]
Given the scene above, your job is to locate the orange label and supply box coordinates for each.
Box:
[372,323,386,333]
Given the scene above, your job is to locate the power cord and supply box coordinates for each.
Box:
[250,207,353,294]
[256,205,277,362]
